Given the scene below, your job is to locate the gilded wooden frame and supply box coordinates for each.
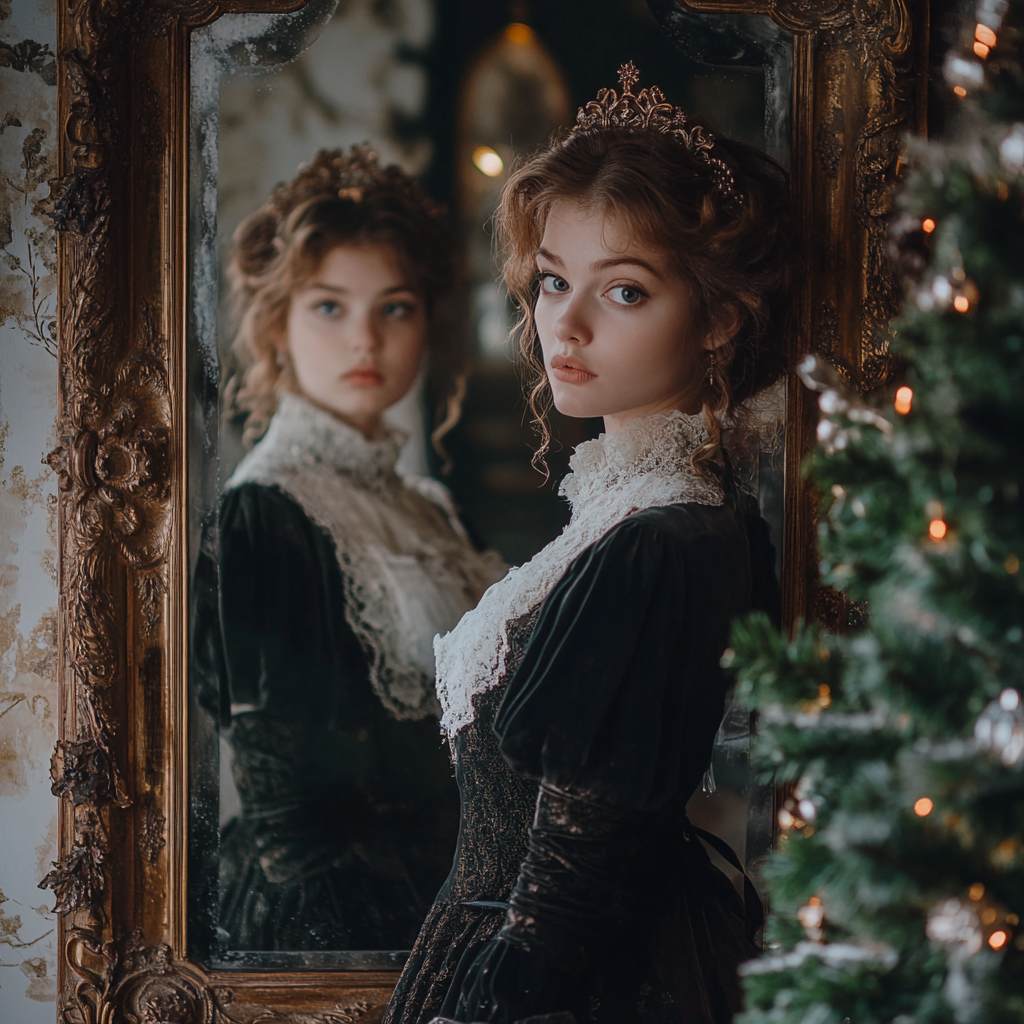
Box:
[46,1,928,1020]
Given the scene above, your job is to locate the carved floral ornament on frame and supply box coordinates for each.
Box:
[39,0,926,1022]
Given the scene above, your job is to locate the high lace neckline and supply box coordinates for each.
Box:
[266,392,405,489]
[436,409,723,738]
[559,409,720,510]
[226,391,504,720]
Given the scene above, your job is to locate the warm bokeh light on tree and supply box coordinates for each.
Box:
[727,3,1024,1022]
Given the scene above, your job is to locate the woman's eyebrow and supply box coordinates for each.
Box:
[591,256,663,279]
[535,249,662,279]
[306,283,350,294]
[535,247,564,266]
[305,283,415,295]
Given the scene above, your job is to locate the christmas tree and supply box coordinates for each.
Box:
[728,2,1024,1022]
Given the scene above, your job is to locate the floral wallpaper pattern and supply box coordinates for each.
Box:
[0,0,59,1020]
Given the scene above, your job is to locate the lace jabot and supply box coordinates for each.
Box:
[436,410,724,737]
[227,393,504,721]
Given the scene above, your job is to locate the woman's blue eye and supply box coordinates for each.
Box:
[540,273,570,294]
[316,300,340,316]
[382,301,414,318]
[610,286,643,306]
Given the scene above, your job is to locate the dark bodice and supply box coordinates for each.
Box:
[192,484,459,950]
[435,610,541,906]
[386,499,777,1023]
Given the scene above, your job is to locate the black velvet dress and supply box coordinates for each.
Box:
[384,499,775,1024]
[193,484,460,952]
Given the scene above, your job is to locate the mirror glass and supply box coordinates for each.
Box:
[187,0,792,972]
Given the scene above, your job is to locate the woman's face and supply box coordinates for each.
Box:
[283,242,427,435]
[534,200,701,433]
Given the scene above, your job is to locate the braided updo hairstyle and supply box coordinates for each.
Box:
[226,145,462,452]
[495,124,795,474]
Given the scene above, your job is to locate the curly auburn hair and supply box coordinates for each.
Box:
[495,124,795,473]
[226,146,463,453]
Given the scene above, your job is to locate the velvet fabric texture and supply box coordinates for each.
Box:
[385,498,776,1024]
[193,484,459,951]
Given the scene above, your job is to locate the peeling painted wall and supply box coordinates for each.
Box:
[0,0,60,1019]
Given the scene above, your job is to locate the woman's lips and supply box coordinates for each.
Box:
[343,367,384,386]
[549,356,596,384]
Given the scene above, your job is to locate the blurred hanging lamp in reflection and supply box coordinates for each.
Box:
[457,2,570,361]
[472,146,505,177]
[504,20,535,46]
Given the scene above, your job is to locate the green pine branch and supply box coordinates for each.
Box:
[728,4,1024,1022]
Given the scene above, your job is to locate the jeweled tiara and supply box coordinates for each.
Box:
[573,62,742,203]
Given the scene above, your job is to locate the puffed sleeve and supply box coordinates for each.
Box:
[495,506,750,812]
[194,483,367,731]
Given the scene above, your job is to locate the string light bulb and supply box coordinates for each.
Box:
[989,930,1008,950]
[976,23,997,47]
[798,897,825,941]
[954,295,970,312]
[954,85,968,98]
[914,797,934,816]
[895,386,914,414]
[929,520,948,541]
[974,41,991,58]
[922,218,936,233]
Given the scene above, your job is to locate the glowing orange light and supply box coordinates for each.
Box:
[504,22,535,45]
[969,882,986,901]
[954,85,968,98]
[929,520,947,541]
[953,295,970,312]
[922,218,936,233]
[982,907,998,925]
[894,386,914,415]
[472,146,505,177]
[974,41,991,59]
[914,797,934,817]
[997,182,1009,201]
[976,24,997,47]
[989,930,1008,950]
[1006,554,1020,574]
[808,896,822,907]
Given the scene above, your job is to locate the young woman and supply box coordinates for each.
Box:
[192,146,502,952]
[384,65,792,1023]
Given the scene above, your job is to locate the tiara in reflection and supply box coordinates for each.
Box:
[264,144,445,224]
[574,62,742,203]
[233,145,449,285]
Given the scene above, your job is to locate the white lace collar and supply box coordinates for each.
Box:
[559,408,720,509]
[227,392,504,721]
[436,410,723,737]
[259,391,406,489]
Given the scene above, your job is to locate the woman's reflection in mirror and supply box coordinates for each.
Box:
[192,147,504,952]
[385,64,792,1024]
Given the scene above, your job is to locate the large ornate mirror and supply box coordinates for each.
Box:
[48,0,927,1019]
